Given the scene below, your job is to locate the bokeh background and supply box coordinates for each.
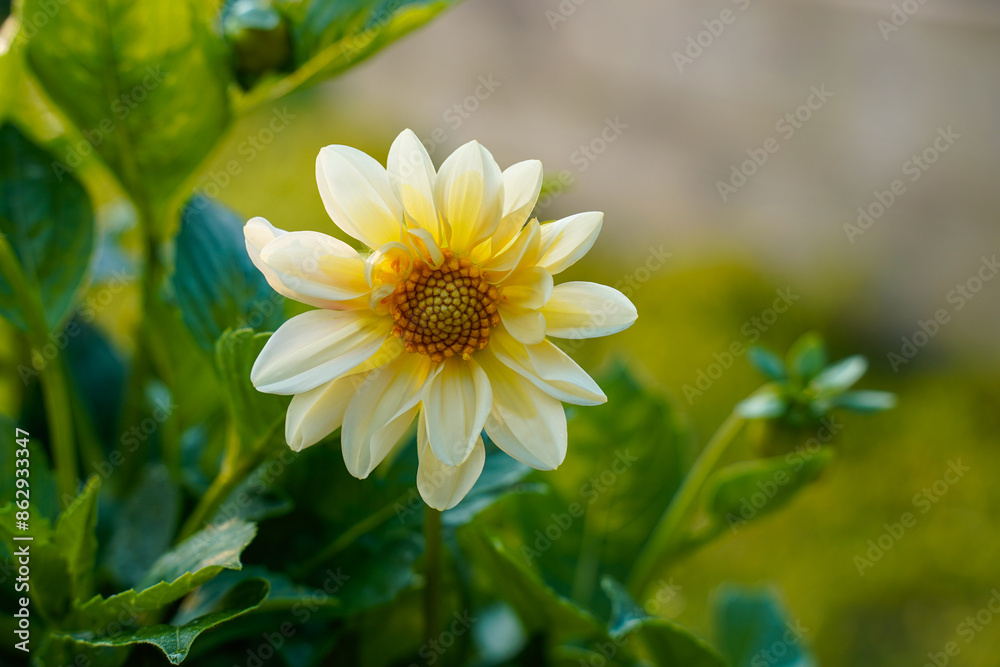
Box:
[46,0,1000,664]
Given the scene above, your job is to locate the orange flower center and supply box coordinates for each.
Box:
[390,251,500,362]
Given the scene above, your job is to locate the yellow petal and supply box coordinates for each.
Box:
[537,211,603,274]
[387,129,444,241]
[417,412,485,510]
[259,230,370,303]
[434,140,503,254]
[491,326,606,406]
[285,374,357,452]
[492,159,542,252]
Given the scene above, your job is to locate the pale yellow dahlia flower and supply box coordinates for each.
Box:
[244,129,637,510]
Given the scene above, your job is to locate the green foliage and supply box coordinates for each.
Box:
[0,123,94,332]
[172,197,285,352]
[21,0,232,220]
[714,586,816,667]
[215,329,288,453]
[707,449,834,531]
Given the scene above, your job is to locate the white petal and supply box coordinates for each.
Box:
[493,160,542,252]
[537,212,603,274]
[422,357,492,466]
[285,374,358,452]
[434,140,503,254]
[491,327,606,406]
[316,145,404,249]
[259,230,370,303]
[499,302,547,346]
[251,309,392,395]
[479,351,567,470]
[417,413,485,510]
[542,282,637,338]
[247,217,342,307]
[387,129,443,240]
[342,354,433,478]
[500,265,552,309]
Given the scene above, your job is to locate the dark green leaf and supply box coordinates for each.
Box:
[172,196,284,351]
[53,476,101,600]
[707,449,833,532]
[458,528,602,640]
[601,576,726,667]
[22,0,232,218]
[0,122,94,331]
[210,462,294,525]
[715,585,816,667]
[215,328,288,452]
[72,519,257,630]
[747,346,787,381]
[62,578,270,665]
[442,449,537,527]
[102,464,181,588]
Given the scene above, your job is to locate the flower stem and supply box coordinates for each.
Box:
[423,507,443,645]
[0,235,78,505]
[628,410,745,598]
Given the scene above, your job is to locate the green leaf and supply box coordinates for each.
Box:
[714,585,816,667]
[72,519,257,630]
[706,449,833,531]
[140,518,257,590]
[215,328,288,452]
[786,332,827,382]
[601,576,727,667]
[0,21,24,122]
[22,0,232,219]
[210,462,294,525]
[458,528,603,641]
[442,451,537,527]
[52,476,101,600]
[172,196,284,351]
[241,0,458,107]
[808,354,867,396]
[0,122,95,331]
[826,389,897,413]
[747,346,787,381]
[736,387,787,419]
[61,578,270,665]
[102,465,181,588]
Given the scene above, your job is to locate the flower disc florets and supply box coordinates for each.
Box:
[390,251,501,362]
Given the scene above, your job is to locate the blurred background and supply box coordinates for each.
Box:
[89,0,1000,664]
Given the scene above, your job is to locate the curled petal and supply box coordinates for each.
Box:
[493,160,542,252]
[482,220,541,282]
[491,327,606,406]
[259,230,370,303]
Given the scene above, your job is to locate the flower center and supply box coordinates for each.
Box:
[390,251,500,362]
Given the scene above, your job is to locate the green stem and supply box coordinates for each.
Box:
[423,507,443,645]
[628,410,745,598]
[177,432,253,542]
[291,490,413,579]
[0,236,78,505]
